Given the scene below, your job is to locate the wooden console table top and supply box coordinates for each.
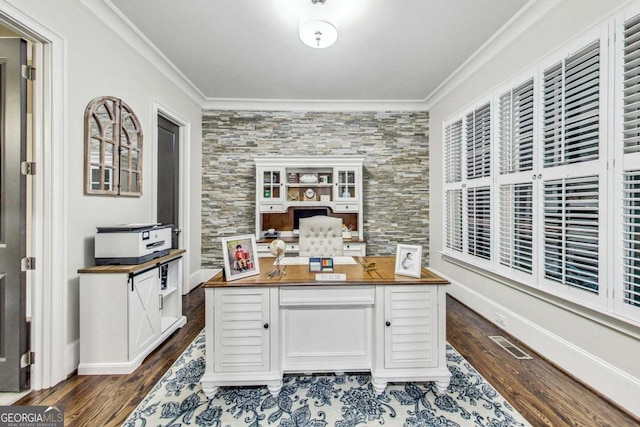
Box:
[204,256,449,288]
[78,249,186,274]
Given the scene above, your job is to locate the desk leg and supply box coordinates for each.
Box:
[434,379,450,394]
[267,380,283,397]
[202,384,219,399]
[371,379,387,395]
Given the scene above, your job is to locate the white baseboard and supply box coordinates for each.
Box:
[199,268,220,284]
[432,269,640,418]
[66,339,79,377]
[186,268,220,294]
[185,268,220,294]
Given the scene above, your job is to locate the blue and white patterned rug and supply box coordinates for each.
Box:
[123,331,530,427]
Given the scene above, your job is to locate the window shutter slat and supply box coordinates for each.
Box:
[624,13,640,154]
[445,189,463,252]
[445,120,463,183]
[544,176,599,293]
[468,186,491,260]
[499,78,534,174]
[499,183,533,273]
[622,171,640,308]
[544,40,600,167]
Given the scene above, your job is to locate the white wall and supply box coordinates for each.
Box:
[428,0,639,417]
[4,0,203,373]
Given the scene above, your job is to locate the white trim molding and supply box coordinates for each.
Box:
[0,0,68,390]
[431,267,640,418]
[202,98,429,112]
[424,0,563,109]
[75,0,205,106]
[151,99,192,295]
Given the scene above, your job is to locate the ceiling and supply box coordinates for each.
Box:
[109,0,530,103]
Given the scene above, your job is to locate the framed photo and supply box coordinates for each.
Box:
[395,244,422,278]
[221,234,260,281]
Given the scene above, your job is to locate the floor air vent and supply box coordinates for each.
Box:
[489,336,532,360]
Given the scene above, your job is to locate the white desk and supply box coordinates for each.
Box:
[200,256,451,397]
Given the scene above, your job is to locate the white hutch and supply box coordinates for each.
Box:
[254,156,365,256]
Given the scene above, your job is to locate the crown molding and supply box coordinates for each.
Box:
[75,0,205,106]
[202,97,429,112]
[423,0,566,110]
[75,0,572,112]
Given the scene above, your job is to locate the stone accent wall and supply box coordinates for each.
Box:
[201,110,429,268]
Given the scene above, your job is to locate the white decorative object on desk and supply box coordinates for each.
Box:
[268,239,287,278]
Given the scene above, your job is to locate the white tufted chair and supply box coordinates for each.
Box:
[298,215,344,257]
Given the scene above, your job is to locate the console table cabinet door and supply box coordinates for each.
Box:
[214,288,271,373]
[383,286,438,369]
[128,269,161,360]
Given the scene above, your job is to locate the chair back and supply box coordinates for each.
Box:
[298,215,344,257]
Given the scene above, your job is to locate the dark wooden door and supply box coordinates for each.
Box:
[0,38,29,391]
[157,115,180,249]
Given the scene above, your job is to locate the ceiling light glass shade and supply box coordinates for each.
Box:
[299,20,338,49]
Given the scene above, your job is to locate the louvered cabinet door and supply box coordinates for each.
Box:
[214,288,270,373]
[383,286,438,369]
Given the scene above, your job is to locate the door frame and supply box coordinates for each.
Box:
[0,2,67,390]
[151,99,191,294]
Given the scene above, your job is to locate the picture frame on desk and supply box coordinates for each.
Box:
[221,234,260,281]
[395,244,422,278]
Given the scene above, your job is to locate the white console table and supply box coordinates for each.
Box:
[200,256,450,397]
[78,250,187,375]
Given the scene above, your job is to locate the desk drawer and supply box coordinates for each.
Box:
[259,203,285,213]
[280,285,374,306]
[334,203,359,212]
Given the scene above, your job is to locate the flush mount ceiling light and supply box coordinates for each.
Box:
[299,20,338,49]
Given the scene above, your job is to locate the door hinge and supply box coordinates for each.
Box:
[20,351,34,368]
[21,257,36,271]
[21,161,36,176]
[21,64,35,81]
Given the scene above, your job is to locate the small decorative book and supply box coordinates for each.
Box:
[309,257,334,272]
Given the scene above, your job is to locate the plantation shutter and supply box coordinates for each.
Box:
[445,120,463,184]
[467,186,491,260]
[466,103,491,179]
[622,173,640,308]
[499,79,534,174]
[445,189,463,252]
[499,183,533,273]
[497,78,535,275]
[543,41,600,167]
[621,13,640,309]
[543,176,599,293]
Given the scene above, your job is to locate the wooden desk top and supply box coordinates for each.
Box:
[257,236,366,244]
[203,256,449,288]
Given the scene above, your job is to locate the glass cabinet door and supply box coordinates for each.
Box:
[334,168,358,201]
[260,168,284,202]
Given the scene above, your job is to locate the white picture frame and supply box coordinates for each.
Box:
[395,244,422,278]
[221,234,260,281]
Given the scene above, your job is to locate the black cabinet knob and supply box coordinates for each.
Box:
[263,323,269,329]
[385,321,391,327]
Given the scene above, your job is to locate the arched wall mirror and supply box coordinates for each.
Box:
[84,96,143,196]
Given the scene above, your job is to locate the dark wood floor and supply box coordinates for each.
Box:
[15,286,639,426]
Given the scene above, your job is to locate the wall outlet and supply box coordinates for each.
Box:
[495,313,506,327]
